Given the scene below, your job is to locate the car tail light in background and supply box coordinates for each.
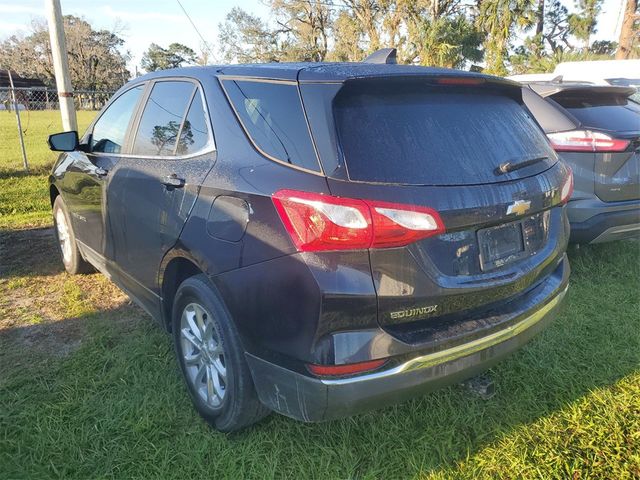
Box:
[307,358,387,377]
[560,167,574,204]
[272,189,445,252]
[547,130,630,153]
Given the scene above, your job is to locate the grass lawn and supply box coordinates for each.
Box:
[0,110,96,228]
[0,112,639,479]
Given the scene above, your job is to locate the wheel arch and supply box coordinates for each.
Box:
[159,251,208,332]
[49,183,60,207]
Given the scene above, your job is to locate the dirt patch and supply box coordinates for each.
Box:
[0,226,144,361]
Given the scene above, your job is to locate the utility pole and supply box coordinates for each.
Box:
[45,0,77,132]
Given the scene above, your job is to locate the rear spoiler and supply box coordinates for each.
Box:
[530,84,637,98]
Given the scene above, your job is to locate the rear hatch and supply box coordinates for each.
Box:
[302,76,571,332]
[544,86,640,202]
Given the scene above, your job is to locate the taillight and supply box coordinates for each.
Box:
[547,130,630,153]
[307,358,387,377]
[560,167,574,204]
[272,190,445,252]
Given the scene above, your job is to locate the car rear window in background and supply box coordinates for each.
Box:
[222,80,320,172]
[334,83,555,185]
[550,91,640,132]
[133,81,195,156]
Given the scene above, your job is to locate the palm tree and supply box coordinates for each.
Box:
[476,0,534,75]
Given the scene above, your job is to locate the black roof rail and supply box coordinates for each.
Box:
[363,48,397,65]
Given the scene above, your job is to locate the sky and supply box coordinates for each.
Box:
[0,0,628,72]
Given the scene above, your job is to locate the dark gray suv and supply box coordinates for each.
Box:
[521,82,640,243]
[47,58,572,431]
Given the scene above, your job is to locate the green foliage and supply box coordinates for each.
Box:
[0,16,130,90]
[476,0,533,75]
[568,0,603,46]
[218,0,485,68]
[140,43,198,72]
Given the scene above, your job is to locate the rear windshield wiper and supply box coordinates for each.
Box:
[495,156,549,175]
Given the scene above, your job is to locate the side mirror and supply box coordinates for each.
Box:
[48,131,79,152]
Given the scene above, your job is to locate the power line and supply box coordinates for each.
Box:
[175,0,215,62]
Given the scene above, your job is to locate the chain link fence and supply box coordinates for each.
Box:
[1,87,114,173]
[0,87,114,112]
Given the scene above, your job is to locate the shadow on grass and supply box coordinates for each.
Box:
[0,163,52,179]
[0,229,638,478]
[0,226,63,278]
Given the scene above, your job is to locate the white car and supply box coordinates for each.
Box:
[510,59,640,86]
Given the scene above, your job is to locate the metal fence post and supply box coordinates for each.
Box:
[7,71,29,173]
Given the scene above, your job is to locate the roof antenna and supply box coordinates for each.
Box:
[363,48,397,65]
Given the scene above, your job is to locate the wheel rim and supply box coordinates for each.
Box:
[55,209,72,264]
[180,302,227,408]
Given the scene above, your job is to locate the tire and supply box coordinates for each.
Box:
[172,274,270,432]
[52,196,92,275]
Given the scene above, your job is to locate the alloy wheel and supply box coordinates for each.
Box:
[55,209,72,264]
[180,302,227,408]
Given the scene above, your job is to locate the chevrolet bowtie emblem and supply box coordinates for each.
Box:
[506,199,531,216]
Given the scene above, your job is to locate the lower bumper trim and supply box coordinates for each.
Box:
[246,282,568,422]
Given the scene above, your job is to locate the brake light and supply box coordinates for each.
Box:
[547,130,630,153]
[560,167,574,204]
[307,358,387,377]
[436,77,485,86]
[272,190,445,252]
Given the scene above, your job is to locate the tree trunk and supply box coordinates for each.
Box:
[535,0,544,35]
[616,0,638,59]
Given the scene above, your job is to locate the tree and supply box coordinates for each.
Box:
[0,16,130,90]
[218,0,485,68]
[476,0,534,75]
[218,7,282,63]
[140,43,197,72]
[568,0,603,48]
[270,0,333,61]
[616,0,639,59]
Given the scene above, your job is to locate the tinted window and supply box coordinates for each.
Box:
[133,81,195,156]
[223,80,320,171]
[550,92,640,132]
[91,85,143,153]
[176,91,211,155]
[334,82,555,185]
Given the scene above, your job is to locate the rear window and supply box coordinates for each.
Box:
[334,82,555,185]
[550,92,640,132]
[222,80,320,172]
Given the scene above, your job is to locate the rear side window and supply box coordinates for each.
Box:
[222,80,320,172]
[550,91,640,132]
[91,85,144,153]
[334,82,555,185]
[133,81,195,156]
[176,92,211,155]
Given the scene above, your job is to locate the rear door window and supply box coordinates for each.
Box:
[133,81,195,156]
[334,81,555,185]
[176,92,212,155]
[222,80,320,172]
[549,91,640,132]
[91,85,144,153]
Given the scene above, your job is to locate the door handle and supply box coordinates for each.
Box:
[95,167,108,177]
[161,173,185,189]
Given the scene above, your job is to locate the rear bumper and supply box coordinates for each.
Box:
[568,198,640,243]
[246,259,569,422]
